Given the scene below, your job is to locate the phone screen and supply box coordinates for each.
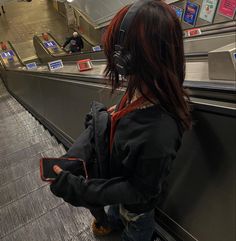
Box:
[40,157,88,181]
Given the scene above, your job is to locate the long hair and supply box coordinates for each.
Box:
[103,0,191,130]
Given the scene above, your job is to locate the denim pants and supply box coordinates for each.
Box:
[107,205,155,241]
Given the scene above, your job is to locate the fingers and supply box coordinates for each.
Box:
[108,105,116,113]
[53,165,63,175]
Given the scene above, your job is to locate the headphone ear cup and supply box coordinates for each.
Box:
[113,51,133,76]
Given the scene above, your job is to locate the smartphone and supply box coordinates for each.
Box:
[40,157,88,182]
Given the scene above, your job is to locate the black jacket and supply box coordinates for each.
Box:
[62,101,110,178]
[63,36,84,52]
[51,104,183,213]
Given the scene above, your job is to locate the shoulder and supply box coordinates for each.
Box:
[117,106,182,155]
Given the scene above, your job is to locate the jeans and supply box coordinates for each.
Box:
[90,205,155,241]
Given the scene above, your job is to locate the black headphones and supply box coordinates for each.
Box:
[113,0,152,76]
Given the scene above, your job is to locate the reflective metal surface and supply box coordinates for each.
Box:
[70,0,134,25]
[208,43,236,81]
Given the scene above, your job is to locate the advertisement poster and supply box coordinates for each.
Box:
[199,0,219,23]
[183,1,200,26]
[218,0,236,18]
[171,5,184,21]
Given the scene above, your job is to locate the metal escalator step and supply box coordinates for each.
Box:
[0,170,47,208]
[0,147,66,187]
[0,186,64,238]
[0,80,119,241]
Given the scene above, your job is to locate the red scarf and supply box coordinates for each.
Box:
[110,93,146,152]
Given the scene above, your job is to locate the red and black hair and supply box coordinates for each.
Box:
[103,0,191,130]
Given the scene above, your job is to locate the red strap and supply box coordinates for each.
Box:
[110,93,146,152]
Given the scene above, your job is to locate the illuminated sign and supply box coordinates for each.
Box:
[92,46,102,52]
[218,0,236,19]
[26,62,37,70]
[171,5,184,21]
[183,1,200,26]
[77,59,93,72]
[48,59,64,71]
[43,41,57,48]
[1,50,15,59]
[199,0,218,23]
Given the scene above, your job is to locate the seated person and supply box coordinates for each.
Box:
[62,32,84,54]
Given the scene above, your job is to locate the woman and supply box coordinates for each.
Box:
[50,1,191,241]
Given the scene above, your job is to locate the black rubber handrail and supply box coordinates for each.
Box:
[7,41,25,66]
[34,34,104,59]
[184,25,236,39]
[185,52,208,58]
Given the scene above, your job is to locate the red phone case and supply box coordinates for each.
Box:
[40,157,88,182]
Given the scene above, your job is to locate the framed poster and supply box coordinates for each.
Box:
[171,5,184,21]
[199,0,219,23]
[218,0,236,18]
[183,1,200,26]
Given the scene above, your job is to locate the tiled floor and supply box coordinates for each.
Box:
[0,0,72,60]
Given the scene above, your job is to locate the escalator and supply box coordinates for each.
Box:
[33,32,105,63]
[0,26,235,241]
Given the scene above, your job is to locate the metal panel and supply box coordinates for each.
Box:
[158,106,236,241]
[208,42,236,80]
[70,0,134,25]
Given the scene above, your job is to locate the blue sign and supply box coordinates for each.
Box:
[92,45,102,52]
[1,50,15,59]
[43,41,57,48]
[183,1,200,26]
[171,5,184,21]
[26,62,37,70]
[48,59,63,71]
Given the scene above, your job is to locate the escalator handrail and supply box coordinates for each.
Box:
[34,34,208,60]
[7,41,25,66]
[34,34,104,59]
[185,52,208,58]
[6,67,236,94]
[184,25,236,39]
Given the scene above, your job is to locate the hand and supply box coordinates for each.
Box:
[53,165,63,175]
[108,105,116,113]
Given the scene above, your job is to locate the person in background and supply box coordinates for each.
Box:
[61,31,84,54]
[50,1,192,240]
[0,5,6,16]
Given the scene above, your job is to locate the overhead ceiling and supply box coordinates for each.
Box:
[62,0,135,27]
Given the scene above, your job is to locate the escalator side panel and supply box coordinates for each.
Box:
[5,71,120,144]
[4,71,236,241]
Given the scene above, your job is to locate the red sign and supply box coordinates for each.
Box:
[0,42,7,50]
[218,0,236,18]
[77,59,93,72]
[185,28,202,37]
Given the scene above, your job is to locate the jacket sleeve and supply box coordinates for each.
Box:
[50,171,146,208]
[63,37,72,48]
[62,125,93,161]
[50,140,176,208]
[62,110,94,161]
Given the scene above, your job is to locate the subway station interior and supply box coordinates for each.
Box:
[0,0,235,241]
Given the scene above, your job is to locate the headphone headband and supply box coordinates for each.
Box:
[117,0,153,46]
[114,0,153,76]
